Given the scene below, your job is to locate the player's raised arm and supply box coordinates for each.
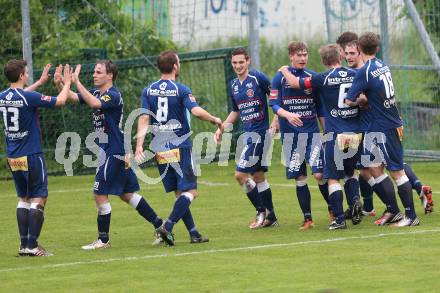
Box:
[55,64,73,107]
[53,64,80,103]
[24,63,51,92]
[73,64,101,109]
[279,65,300,88]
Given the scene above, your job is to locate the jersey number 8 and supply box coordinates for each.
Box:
[156,97,168,122]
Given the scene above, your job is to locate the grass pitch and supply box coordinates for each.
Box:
[0,162,439,293]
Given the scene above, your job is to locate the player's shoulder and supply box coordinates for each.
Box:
[171,80,191,94]
[303,68,317,77]
[271,70,283,82]
[249,69,268,80]
[107,86,121,96]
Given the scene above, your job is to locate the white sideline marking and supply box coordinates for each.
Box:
[1,229,439,273]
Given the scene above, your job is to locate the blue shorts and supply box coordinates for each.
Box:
[236,132,269,174]
[323,132,361,180]
[362,128,404,171]
[282,132,323,179]
[94,155,140,195]
[8,153,48,198]
[156,148,197,193]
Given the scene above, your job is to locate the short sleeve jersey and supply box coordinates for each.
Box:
[228,69,270,133]
[346,58,402,131]
[78,86,125,155]
[141,79,198,150]
[0,88,57,157]
[270,67,321,133]
[299,67,360,133]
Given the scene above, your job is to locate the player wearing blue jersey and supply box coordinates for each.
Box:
[1,60,72,256]
[270,42,329,230]
[344,40,434,216]
[346,32,419,227]
[214,48,278,229]
[55,61,164,250]
[279,44,363,229]
[135,51,222,246]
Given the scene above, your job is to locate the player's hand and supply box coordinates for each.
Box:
[37,63,51,85]
[135,146,146,163]
[268,119,280,137]
[54,64,63,85]
[357,93,368,108]
[73,64,81,84]
[63,64,72,84]
[212,117,223,128]
[278,65,289,74]
[286,112,303,127]
[214,127,223,144]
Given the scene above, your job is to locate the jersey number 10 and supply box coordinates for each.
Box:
[379,72,395,99]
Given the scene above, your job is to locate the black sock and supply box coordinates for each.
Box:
[359,176,374,212]
[296,182,312,220]
[374,175,400,214]
[397,179,417,219]
[97,213,111,243]
[28,204,45,249]
[257,181,276,219]
[182,209,200,237]
[133,196,162,228]
[16,203,30,247]
[246,186,265,212]
[329,186,344,224]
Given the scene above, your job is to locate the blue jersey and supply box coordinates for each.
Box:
[0,88,56,157]
[79,86,125,155]
[347,58,402,131]
[270,67,321,133]
[229,70,270,133]
[299,67,360,133]
[141,79,198,150]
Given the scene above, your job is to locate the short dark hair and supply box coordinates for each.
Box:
[157,50,178,74]
[288,41,308,55]
[4,59,27,83]
[336,31,358,49]
[231,48,249,60]
[319,44,342,66]
[358,32,380,55]
[345,40,359,50]
[96,60,118,81]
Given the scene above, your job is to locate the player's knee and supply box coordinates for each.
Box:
[252,172,265,183]
[313,172,323,181]
[296,177,308,187]
[234,172,247,185]
[120,193,133,203]
[97,202,112,215]
[182,190,197,200]
[30,202,45,213]
[95,195,109,205]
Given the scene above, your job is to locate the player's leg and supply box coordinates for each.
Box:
[403,162,433,213]
[295,173,314,230]
[359,168,376,216]
[328,179,347,230]
[16,197,30,255]
[252,171,278,227]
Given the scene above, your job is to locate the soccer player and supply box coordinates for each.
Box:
[214,48,278,229]
[336,31,359,59]
[343,41,434,216]
[55,61,164,249]
[346,32,419,226]
[135,50,222,246]
[279,44,363,229]
[270,41,329,230]
[1,60,72,256]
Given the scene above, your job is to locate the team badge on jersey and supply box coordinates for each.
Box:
[101,95,111,102]
[246,89,254,98]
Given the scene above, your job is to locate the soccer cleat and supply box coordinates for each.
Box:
[351,200,363,225]
[190,235,209,244]
[362,209,376,217]
[81,239,111,250]
[344,207,353,220]
[390,216,420,227]
[261,218,280,228]
[156,225,175,246]
[18,246,28,256]
[420,186,434,214]
[328,221,347,230]
[152,231,164,246]
[374,211,403,226]
[26,245,54,256]
[299,219,314,230]
[249,211,266,229]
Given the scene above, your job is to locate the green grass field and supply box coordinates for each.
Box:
[0,161,439,293]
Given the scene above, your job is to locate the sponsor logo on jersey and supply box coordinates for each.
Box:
[159,82,167,90]
[101,95,111,102]
[339,71,347,77]
[330,109,338,117]
[41,95,52,102]
[246,89,254,98]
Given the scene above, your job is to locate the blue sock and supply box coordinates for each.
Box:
[359,176,374,212]
[296,181,312,220]
[16,203,30,247]
[329,185,344,224]
[246,188,265,213]
[344,177,360,207]
[403,163,422,195]
[182,209,201,237]
[257,181,276,219]
[374,175,400,214]
[165,194,192,232]
[318,180,331,210]
[397,178,417,219]
[28,205,44,249]
[133,196,162,228]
